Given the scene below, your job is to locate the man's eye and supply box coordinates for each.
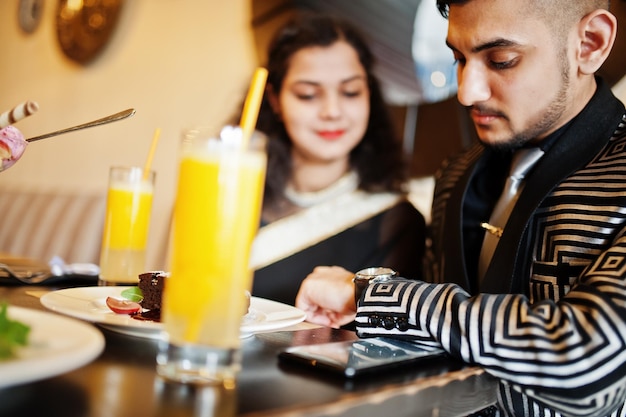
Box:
[490,57,518,70]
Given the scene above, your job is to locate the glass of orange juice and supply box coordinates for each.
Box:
[157,126,266,386]
[98,166,155,286]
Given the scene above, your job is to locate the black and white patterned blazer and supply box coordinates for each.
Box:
[356,79,626,416]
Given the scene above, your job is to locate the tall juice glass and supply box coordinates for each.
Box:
[157,126,266,386]
[99,166,155,285]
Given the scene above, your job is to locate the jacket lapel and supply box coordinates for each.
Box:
[439,144,484,290]
[481,79,626,293]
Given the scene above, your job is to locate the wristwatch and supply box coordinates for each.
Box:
[353,267,397,304]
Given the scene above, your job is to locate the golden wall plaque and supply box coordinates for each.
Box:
[56,0,124,65]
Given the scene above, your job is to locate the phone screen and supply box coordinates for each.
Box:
[279,337,445,378]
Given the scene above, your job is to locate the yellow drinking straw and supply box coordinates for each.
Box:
[239,67,268,144]
[143,127,161,180]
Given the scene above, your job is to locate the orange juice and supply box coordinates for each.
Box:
[164,133,266,347]
[99,167,155,284]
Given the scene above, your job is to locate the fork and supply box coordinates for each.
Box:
[0,263,52,284]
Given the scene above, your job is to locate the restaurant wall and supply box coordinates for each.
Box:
[0,1,259,269]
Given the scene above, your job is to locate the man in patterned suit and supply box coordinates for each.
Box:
[296,0,626,415]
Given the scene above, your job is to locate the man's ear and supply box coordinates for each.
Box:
[577,9,617,74]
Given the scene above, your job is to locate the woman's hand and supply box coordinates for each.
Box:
[295,266,356,328]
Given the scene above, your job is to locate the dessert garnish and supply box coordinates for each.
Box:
[105,287,144,315]
[121,286,143,302]
[105,297,142,315]
[104,286,163,321]
[0,101,39,129]
[0,302,30,359]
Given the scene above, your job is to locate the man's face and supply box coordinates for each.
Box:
[446,0,576,150]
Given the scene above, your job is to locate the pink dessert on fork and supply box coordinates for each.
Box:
[0,125,27,172]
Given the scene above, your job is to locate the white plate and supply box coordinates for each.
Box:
[0,306,104,389]
[40,287,307,340]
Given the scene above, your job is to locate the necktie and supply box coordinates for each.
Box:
[478,147,544,281]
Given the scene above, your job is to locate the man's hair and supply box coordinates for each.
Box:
[436,0,610,20]
[434,0,458,17]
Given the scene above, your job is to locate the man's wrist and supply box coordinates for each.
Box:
[352,267,397,305]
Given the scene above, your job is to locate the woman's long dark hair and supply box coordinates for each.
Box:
[255,12,408,212]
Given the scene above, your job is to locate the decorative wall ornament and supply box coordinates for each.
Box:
[56,0,124,65]
[18,0,44,34]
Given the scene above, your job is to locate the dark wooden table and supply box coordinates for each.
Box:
[0,285,498,417]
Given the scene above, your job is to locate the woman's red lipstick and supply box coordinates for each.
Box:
[318,130,345,140]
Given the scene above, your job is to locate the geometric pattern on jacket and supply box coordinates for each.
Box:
[355,79,626,417]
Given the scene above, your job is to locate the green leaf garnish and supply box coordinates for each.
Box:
[121,287,143,302]
[0,302,31,360]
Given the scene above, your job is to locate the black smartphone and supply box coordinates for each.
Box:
[278,337,445,378]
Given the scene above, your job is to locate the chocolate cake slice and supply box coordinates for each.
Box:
[138,271,168,310]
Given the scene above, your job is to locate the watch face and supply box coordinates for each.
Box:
[56,0,124,64]
[18,0,44,34]
[353,267,398,303]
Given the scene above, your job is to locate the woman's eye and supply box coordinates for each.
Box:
[342,90,362,98]
[295,93,316,100]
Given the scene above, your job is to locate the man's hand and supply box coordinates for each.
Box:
[295,266,356,328]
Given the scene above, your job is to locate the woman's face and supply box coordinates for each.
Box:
[272,40,370,166]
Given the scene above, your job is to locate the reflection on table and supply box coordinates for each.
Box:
[0,285,498,417]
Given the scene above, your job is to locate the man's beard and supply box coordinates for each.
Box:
[481,57,570,152]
